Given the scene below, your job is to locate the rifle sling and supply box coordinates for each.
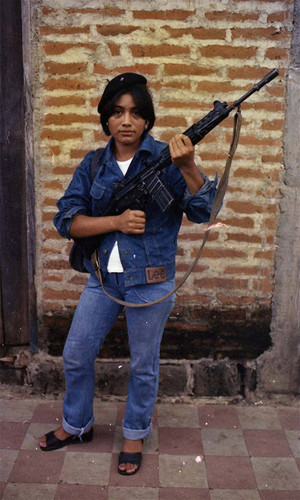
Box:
[91,109,242,308]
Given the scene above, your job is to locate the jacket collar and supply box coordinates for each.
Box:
[101,133,158,177]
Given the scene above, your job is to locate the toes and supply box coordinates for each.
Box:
[39,436,46,448]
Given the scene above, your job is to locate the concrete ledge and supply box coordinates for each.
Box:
[0,349,257,399]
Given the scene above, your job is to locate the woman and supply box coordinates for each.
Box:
[39,73,217,475]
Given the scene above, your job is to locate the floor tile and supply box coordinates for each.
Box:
[159,454,208,488]
[0,399,39,422]
[21,423,65,451]
[159,487,210,499]
[277,408,300,430]
[31,401,63,424]
[0,450,19,482]
[55,483,108,499]
[284,430,300,457]
[259,492,300,500]
[2,482,57,500]
[116,403,158,427]
[59,451,111,485]
[157,403,199,427]
[93,400,118,426]
[112,425,158,454]
[0,421,29,449]
[158,426,203,455]
[0,482,6,498]
[209,490,260,500]
[9,449,65,483]
[251,457,300,490]
[205,456,256,489]
[66,424,115,453]
[107,486,158,499]
[109,452,159,487]
[197,405,240,429]
[237,407,281,429]
[243,429,293,457]
[202,428,248,456]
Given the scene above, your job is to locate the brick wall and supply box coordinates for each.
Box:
[33,0,293,357]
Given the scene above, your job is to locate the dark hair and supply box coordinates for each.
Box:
[100,83,156,136]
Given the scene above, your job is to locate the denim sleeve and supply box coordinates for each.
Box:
[181,173,218,223]
[53,152,94,239]
[164,164,218,224]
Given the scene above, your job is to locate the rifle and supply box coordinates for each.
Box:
[104,68,279,216]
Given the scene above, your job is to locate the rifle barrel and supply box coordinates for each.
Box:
[228,68,279,113]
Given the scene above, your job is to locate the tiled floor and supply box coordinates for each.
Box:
[0,397,299,499]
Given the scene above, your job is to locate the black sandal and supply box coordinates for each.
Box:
[118,451,142,475]
[39,427,94,451]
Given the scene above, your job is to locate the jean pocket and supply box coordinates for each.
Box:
[131,280,176,304]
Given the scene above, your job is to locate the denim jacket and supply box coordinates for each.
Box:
[53,133,217,286]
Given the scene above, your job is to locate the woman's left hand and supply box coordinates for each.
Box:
[169,134,195,170]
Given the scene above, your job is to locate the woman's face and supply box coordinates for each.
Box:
[107,92,147,150]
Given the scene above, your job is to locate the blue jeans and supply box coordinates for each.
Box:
[62,272,175,440]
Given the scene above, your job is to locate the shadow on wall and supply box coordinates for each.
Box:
[42,306,272,360]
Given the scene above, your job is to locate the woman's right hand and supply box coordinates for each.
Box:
[117,209,146,234]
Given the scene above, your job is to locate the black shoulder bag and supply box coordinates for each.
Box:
[68,148,105,273]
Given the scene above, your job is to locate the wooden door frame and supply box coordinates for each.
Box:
[0,0,37,351]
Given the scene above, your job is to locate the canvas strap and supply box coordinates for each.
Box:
[91,109,242,308]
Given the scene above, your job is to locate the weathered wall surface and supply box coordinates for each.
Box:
[31,0,294,361]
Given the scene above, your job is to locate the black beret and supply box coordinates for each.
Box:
[97,73,147,113]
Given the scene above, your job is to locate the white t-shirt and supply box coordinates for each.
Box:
[107,158,133,273]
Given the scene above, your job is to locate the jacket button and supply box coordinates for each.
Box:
[103,249,107,255]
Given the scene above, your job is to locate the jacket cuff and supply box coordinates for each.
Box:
[57,207,87,239]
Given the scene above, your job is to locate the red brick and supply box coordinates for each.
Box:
[196,81,239,93]
[268,12,293,23]
[163,27,226,40]
[164,64,216,77]
[254,250,275,260]
[43,42,97,55]
[42,6,56,15]
[226,201,264,214]
[70,149,92,158]
[200,45,257,59]
[44,78,96,91]
[234,134,281,147]
[43,273,63,282]
[261,119,284,131]
[205,11,259,22]
[40,26,90,35]
[226,233,261,244]
[45,95,86,107]
[195,248,247,259]
[43,180,63,190]
[224,265,259,275]
[43,113,98,125]
[265,47,289,60]
[44,260,70,270]
[262,154,282,163]
[108,43,121,56]
[221,217,254,229]
[133,10,195,21]
[97,25,139,36]
[232,27,288,41]
[130,44,189,58]
[195,277,249,289]
[155,116,187,127]
[44,288,80,300]
[228,66,276,80]
[67,8,125,16]
[44,62,88,75]
[40,129,82,141]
